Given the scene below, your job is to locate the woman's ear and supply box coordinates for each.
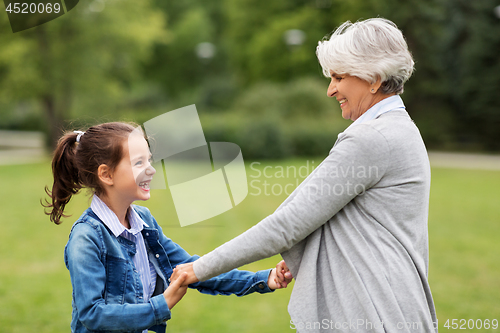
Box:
[98,164,114,186]
[370,77,383,94]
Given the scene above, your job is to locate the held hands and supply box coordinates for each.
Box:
[170,260,293,291]
[163,272,188,310]
[271,260,293,289]
[171,262,199,287]
[164,263,197,309]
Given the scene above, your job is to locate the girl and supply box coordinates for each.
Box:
[43,122,288,333]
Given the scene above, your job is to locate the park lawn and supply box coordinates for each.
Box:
[428,168,500,331]
[0,158,499,332]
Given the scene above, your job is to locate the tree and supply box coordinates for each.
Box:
[368,0,500,150]
[222,0,334,84]
[145,0,230,102]
[0,0,167,147]
[438,0,500,149]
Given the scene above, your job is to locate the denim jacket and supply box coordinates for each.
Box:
[64,205,273,333]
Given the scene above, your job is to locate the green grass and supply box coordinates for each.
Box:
[428,168,500,331]
[0,159,499,332]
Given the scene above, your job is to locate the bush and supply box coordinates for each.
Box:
[201,114,345,160]
[232,77,332,119]
[285,123,340,157]
[202,113,292,159]
[200,76,349,159]
[236,117,292,159]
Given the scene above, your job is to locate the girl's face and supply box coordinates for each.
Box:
[111,132,156,205]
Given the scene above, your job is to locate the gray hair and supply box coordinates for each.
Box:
[316,18,414,94]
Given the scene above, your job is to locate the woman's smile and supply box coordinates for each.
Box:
[328,72,387,121]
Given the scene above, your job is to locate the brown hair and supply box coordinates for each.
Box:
[43,122,138,224]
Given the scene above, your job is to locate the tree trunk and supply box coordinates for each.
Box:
[36,25,65,150]
[42,94,64,149]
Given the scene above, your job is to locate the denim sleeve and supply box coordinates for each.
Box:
[192,268,274,296]
[65,222,171,332]
[152,217,274,296]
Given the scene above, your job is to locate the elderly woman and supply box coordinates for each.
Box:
[175,18,437,332]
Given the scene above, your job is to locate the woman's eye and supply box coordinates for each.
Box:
[135,161,143,166]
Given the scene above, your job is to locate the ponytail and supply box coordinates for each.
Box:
[43,132,82,224]
[42,122,137,224]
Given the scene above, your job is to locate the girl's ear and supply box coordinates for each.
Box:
[98,164,113,186]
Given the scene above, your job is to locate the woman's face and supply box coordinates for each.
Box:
[327,71,381,121]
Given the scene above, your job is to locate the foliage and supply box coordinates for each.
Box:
[201,77,349,159]
[0,0,499,152]
[144,0,226,99]
[0,0,167,146]
[220,0,500,151]
[361,0,500,150]
[438,0,500,150]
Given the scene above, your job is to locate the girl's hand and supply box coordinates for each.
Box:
[163,272,188,310]
[267,268,281,290]
[273,260,293,289]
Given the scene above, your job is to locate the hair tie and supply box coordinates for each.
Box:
[74,131,85,143]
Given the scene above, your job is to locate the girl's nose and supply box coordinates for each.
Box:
[145,165,156,176]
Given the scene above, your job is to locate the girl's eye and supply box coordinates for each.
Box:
[135,161,143,166]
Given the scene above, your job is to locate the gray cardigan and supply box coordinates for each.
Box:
[193,110,438,332]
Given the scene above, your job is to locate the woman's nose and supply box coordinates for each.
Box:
[327,80,337,97]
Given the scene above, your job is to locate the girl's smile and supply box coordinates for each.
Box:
[125,131,156,201]
[97,130,156,227]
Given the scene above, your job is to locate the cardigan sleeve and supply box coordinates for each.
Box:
[193,124,391,281]
[134,206,276,297]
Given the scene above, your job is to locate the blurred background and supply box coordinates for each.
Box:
[0,0,499,155]
[1,0,499,332]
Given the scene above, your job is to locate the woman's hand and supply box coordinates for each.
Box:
[274,260,293,289]
[163,272,188,309]
[171,262,199,287]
